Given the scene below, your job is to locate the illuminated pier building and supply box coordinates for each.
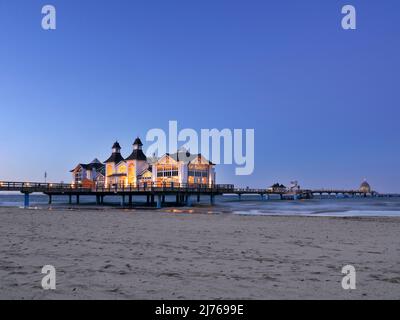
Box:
[71,138,216,187]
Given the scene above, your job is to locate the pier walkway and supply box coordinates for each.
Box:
[0,181,383,208]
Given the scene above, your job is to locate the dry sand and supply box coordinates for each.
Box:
[0,206,399,300]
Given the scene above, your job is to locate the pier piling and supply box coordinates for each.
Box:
[210,195,215,205]
[186,195,192,207]
[156,195,162,209]
[23,193,30,208]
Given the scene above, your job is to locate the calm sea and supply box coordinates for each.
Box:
[0,193,400,217]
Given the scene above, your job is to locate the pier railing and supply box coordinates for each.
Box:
[0,181,378,196]
[0,181,235,193]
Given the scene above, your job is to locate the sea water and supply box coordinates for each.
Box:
[0,193,399,217]
[222,195,400,217]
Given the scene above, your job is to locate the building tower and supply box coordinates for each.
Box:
[104,141,126,186]
[125,137,148,185]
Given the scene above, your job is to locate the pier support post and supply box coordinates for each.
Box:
[162,195,166,203]
[128,195,133,206]
[69,195,72,204]
[186,195,192,207]
[24,193,30,208]
[197,194,200,202]
[238,194,242,201]
[151,195,155,205]
[48,195,52,205]
[121,195,125,207]
[96,195,100,205]
[76,195,80,204]
[156,195,162,209]
[210,195,215,205]
[146,195,150,205]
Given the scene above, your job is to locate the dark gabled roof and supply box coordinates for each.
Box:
[70,162,105,172]
[166,151,193,164]
[271,183,286,188]
[133,137,143,146]
[166,151,214,165]
[125,149,147,161]
[85,163,104,171]
[190,153,214,165]
[112,141,121,149]
[104,152,125,164]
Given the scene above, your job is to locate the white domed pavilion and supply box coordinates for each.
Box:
[359,180,371,193]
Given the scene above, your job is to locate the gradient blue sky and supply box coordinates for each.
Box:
[0,0,399,192]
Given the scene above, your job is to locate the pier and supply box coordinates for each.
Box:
[0,181,389,209]
[0,181,234,208]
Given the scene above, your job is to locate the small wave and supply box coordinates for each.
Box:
[232,209,400,217]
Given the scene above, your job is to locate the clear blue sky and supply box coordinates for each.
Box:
[0,0,399,192]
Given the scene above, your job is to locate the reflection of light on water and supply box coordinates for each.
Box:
[167,209,195,214]
[18,206,41,210]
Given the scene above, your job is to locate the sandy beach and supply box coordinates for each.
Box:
[0,206,399,300]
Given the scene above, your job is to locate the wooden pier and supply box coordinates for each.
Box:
[0,181,385,208]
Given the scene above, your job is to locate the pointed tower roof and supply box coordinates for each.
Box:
[104,141,125,164]
[126,137,147,161]
[133,137,143,147]
[112,141,121,149]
